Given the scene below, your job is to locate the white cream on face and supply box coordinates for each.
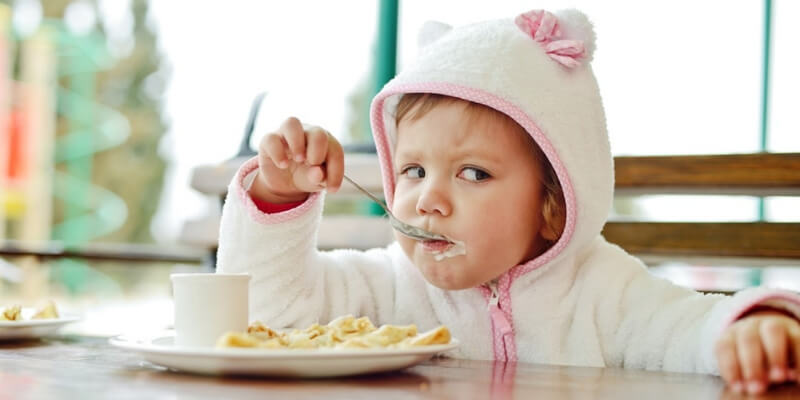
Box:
[431,239,467,261]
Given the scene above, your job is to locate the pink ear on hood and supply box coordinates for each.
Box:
[514,9,596,68]
[418,20,453,48]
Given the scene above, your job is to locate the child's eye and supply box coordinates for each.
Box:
[401,165,425,179]
[459,167,491,182]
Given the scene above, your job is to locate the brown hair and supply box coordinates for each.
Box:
[395,93,566,248]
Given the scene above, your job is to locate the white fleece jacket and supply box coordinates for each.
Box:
[218,158,800,374]
[217,9,800,374]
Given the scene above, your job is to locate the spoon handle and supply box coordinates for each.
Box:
[342,174,391,215]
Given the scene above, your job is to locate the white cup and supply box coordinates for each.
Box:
[171,273,250,347]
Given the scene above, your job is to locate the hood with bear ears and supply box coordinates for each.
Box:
[369,9,613,275]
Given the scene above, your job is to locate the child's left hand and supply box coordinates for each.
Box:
[715,310,800,394]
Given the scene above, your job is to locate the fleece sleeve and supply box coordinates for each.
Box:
[215,157,399,328]
[588,239,800,375]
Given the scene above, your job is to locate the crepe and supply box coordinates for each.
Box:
[217,315,450,350]
[0,304,21,321]
[32,300,59,319]
[0,301,59,321]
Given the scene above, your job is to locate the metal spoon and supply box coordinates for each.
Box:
[342,174,448,241]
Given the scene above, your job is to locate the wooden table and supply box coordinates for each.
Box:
[2,336,800,399]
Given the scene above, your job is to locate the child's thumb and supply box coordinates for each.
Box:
[306,166,327,188]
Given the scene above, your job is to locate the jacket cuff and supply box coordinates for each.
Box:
[724,289,800,327]
[231,156,322,225]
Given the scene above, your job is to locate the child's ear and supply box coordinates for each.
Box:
[539,222,560,242]
[539,190,566,243]
[539,204,565,243]
[418,21,452,48]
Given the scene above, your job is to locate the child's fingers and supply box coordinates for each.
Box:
[715,331,742,391]
[324,137,345,193]
[280,117,308,163]
[737,320,767,393]
[305,166,325,187]
[760,317,788,382]
[788,323,800,383]
[262,133,290,169]
[304,127,330,166]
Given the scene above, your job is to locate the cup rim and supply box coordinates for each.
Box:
[170,272,251,282]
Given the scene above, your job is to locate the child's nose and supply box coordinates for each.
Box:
[415,183,452,217]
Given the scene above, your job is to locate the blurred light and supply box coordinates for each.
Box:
[143,71,167,102]
[11,0,42,37]
[98,0,134,59]
[766,197,800,222]
[614,195,760,222]
[64,0,97,35]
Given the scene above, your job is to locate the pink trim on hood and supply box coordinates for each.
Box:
[370,82,578,277]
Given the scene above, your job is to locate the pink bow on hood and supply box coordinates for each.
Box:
[514,10,586,68]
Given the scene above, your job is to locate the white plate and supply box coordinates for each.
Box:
[0,314,80,340]
[110,332,459,377]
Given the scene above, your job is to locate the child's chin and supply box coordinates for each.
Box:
[422,272,473,291]
[431,281,473,291]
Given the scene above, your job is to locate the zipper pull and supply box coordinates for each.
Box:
[485,279,514,361]
[487,279,500,308]
[486,279,511,333]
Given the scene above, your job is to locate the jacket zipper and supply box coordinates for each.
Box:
[488,279,500,306]
[486,279,513,361]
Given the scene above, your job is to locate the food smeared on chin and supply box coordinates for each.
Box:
[216,315,451,349]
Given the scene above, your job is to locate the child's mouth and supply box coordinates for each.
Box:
[422,240,453,252]
[420,239,467,261]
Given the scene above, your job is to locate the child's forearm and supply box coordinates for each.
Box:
[217,175,323,325]
[217,158,401,328]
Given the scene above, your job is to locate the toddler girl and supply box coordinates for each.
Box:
[218,9,800,395]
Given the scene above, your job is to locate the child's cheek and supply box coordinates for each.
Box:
[391,185,415,220]
[393,231,417,262]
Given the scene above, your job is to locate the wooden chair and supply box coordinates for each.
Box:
[605,153,800,265]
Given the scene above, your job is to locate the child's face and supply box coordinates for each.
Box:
[392,101,548,290]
